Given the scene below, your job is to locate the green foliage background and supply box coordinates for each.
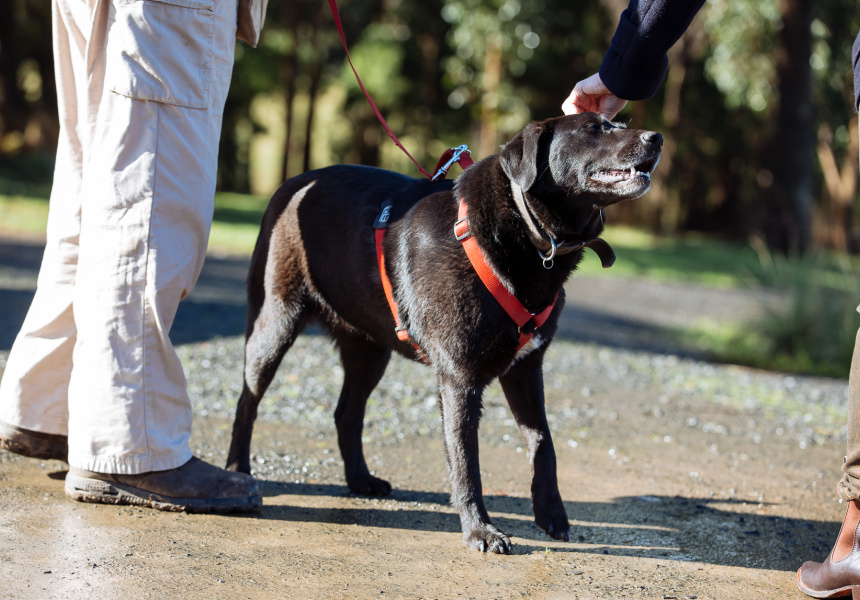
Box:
[202,0,858,248]
[2,0,859,248]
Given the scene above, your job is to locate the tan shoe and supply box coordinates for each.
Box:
[798,500,860,598]
[0,421,68,462]
[797,558,860,599]
[64,456,262,513]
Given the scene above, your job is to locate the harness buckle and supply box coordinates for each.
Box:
[373,200,394,229]
[454,216,471,241]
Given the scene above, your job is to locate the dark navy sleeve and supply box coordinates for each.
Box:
[854,31,860,111]
[599,0,706,101]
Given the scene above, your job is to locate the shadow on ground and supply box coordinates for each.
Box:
[241,480,835,570]
[30,469,836,572]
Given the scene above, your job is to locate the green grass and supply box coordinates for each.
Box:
[577,226,761,288]
[0,193,50,237]
[208,191,270,255]
[698,248,860,377]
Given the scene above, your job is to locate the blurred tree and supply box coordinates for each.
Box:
[440,0,542,156]
[0,0,57,158]
[647,0,856,253]
[817,116,858,252]
[760,0,815,253]
[3,0,860,259]
[336,0,459,172]
[810,3,860,252]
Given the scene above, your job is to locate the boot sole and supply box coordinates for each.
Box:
[64,472,262,514]
[0,422,68,462]
[797,568,860,599]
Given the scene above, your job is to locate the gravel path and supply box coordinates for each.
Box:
[0,236,852,599]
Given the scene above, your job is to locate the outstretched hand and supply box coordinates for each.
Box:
[562,73,628,121]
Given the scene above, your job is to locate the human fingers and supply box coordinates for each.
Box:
[596,95,628,121]
[561,73,627,120]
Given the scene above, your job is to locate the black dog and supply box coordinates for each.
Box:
[226,113,662,553]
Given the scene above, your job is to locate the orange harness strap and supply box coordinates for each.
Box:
[454,198,557,350]
[374,207,430,364]
[372,147,474,365]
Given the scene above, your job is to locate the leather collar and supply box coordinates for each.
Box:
[509,181,616,268]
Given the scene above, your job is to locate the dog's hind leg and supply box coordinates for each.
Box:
[499,352,570,541]
[333,333,392,496]
[226,259,309,474]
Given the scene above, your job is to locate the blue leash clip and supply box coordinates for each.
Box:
[431,145,471,181]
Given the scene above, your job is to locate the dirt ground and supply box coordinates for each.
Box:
[0,238,852,599]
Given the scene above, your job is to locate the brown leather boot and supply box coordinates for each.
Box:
[798,501,860,598]
[0,421,68,462]
[64,456,262,514]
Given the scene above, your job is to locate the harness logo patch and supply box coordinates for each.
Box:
[374,201,394,228]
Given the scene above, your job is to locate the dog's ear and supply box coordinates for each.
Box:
[499,122,545,191]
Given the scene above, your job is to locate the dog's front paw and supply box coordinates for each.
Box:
[535,508,570,541]
[534,493,570,541]
[463,524,512,554]
[347,474,392,497]
[537,517,570,541]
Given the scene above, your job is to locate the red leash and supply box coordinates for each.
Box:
[328,0,474,180]
[328,0,432,178]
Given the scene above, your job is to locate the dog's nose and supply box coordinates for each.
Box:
[642,132,663,148]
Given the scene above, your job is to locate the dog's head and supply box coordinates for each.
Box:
[499,113,662,206]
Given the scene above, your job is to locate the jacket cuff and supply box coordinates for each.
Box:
[599,11,669,101]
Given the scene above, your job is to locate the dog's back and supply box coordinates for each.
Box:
[245,164,454,343]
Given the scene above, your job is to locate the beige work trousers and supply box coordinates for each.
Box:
[0,0,238,474]
[837,115,860,500]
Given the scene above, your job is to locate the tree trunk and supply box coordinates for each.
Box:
[302,7,326,173]
[760,0,814,253]
[280,5,299,183]
[816,115,859,252]
[650,41,688,234]
[478,34,502,160]
[303,63,321,173]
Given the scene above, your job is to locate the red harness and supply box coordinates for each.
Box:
[373,148,474,364]
[374,223,430,364]
[375,189,557,363]
[454,199,558,350]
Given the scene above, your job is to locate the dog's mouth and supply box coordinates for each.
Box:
[589,156,659,186]
[586,151,661,204]
[590,165,650,185]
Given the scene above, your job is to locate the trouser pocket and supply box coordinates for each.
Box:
[107,0,215,108]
